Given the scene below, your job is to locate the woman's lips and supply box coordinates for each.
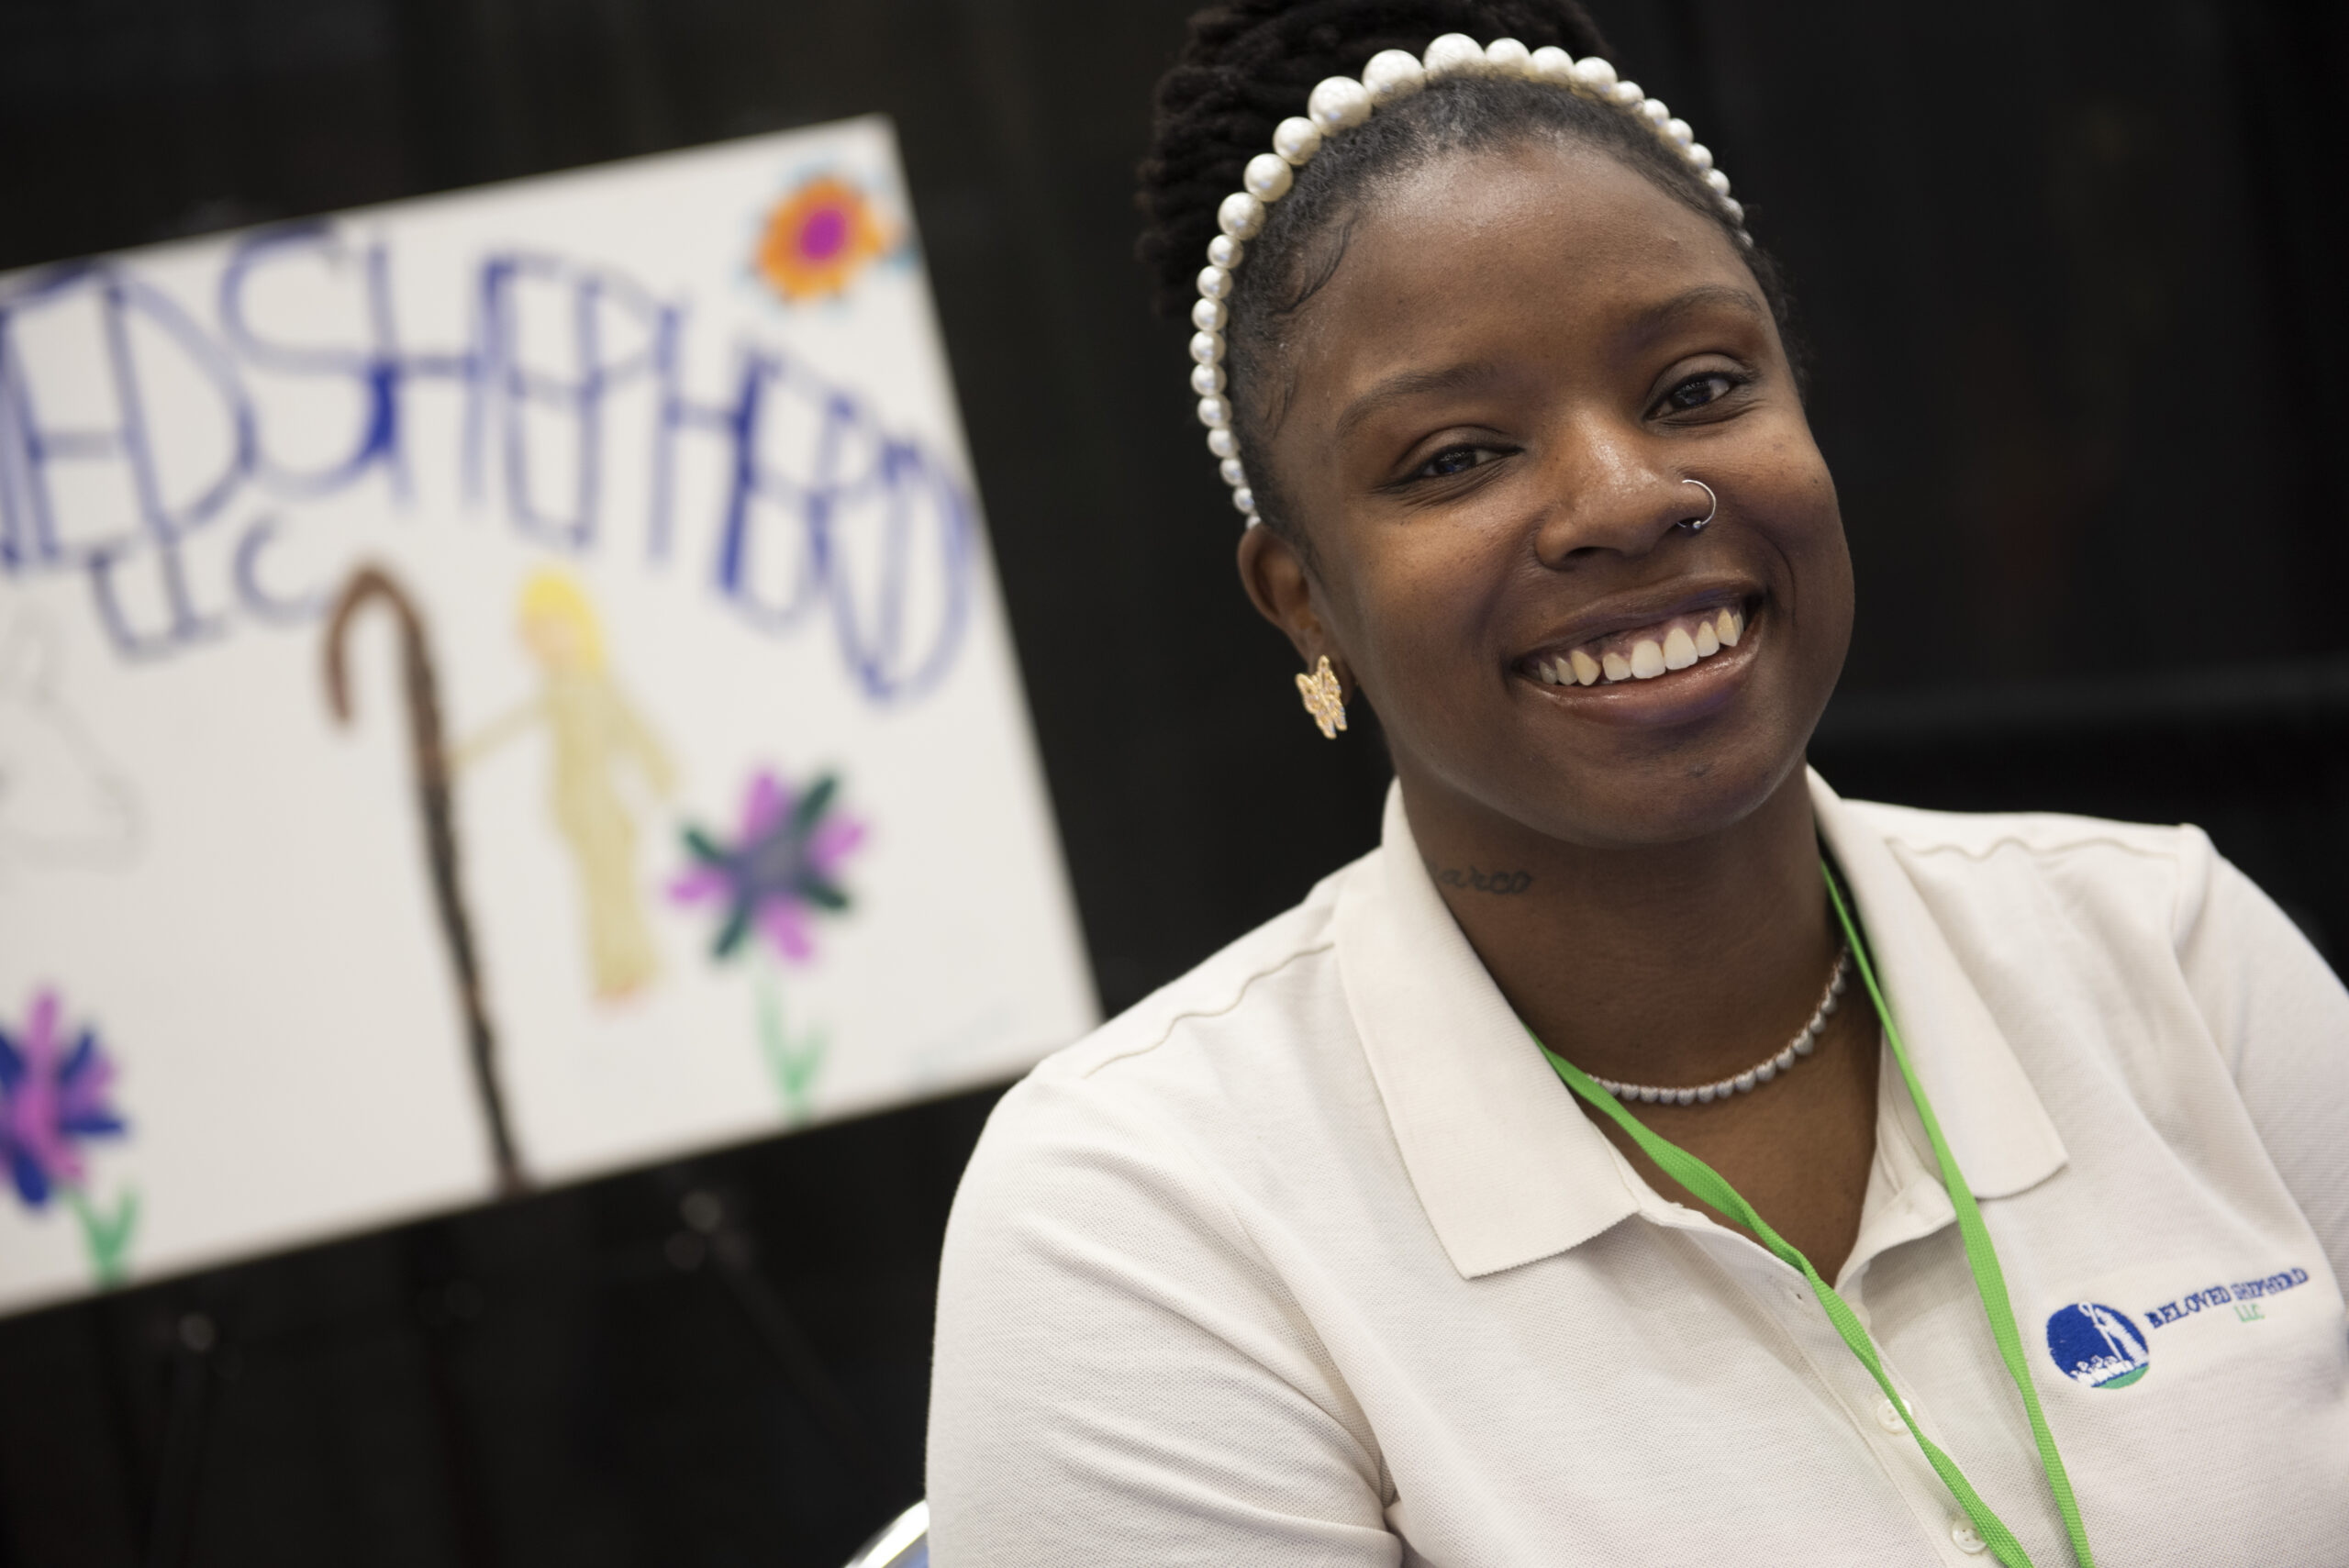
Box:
[1511,599,1766,725]
[1520,604,1746,687]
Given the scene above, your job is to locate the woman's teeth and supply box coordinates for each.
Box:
[1532,606,1744,687]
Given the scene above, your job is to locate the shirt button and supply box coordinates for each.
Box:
[1876,1397,1909,1433]
[1951,1518,1987,1555]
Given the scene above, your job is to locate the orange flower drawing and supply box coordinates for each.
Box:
[755,175,896,304]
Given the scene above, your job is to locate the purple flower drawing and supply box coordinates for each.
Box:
[672,769,865,964]
[0,988,126,1209]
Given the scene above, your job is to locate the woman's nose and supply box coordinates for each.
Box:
[1528,419,1696,569]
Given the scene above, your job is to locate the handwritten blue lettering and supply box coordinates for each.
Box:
[0,219,973,704]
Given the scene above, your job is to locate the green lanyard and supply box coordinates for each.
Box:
[1531,862,2093,1568]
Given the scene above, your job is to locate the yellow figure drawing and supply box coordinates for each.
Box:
[459,572,676,1001]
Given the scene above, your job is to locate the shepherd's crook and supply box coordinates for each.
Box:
[324,565,526,1195]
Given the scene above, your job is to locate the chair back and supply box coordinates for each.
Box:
[843,1499,928,1568]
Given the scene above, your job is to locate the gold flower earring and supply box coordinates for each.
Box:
[1295,655,1347,740]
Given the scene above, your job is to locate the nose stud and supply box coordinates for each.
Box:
[1678,478,1718,533]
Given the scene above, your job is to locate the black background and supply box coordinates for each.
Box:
[2,1,2345,1562]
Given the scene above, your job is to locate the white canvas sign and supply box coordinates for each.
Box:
[0,117,1097,1315]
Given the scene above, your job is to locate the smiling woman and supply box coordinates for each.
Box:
[927,4,2349,1565]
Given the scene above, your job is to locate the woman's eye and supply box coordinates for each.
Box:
[1660,373,1740,414]
[1414,445,1497,480]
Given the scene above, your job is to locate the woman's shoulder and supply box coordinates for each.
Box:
[1838,795,2228,932]
[1828,792,2335,1050]
[1840,794,2213,864]
[954,849,1387,1219]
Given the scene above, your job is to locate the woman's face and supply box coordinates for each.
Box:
[523,611,584,671]
[1242,136,1851,851]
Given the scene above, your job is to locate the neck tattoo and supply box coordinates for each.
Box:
[1431,863,1533,895]
[1586,942,1852,1106]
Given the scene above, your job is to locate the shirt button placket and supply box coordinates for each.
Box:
[1950,1518,1987,1555]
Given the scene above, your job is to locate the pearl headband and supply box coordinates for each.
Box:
[1188,33,1747,528]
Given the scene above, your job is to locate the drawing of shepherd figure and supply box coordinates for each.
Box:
[459,571,676,1000]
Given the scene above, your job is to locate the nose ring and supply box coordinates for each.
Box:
[1678,478,1717,533]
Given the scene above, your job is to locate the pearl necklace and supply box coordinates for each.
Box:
[1586,944,1852,1106]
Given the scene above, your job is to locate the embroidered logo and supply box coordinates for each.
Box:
[2045,1302,2150,1389]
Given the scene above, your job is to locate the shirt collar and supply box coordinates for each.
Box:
[1334,771,2068,1281]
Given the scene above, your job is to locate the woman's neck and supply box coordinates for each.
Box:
[1397,763,1836,1089]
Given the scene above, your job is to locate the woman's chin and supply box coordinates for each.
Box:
[1494,725,1813,852]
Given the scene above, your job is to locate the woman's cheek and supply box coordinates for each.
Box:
[1380,548,1487,673]
[1353,573,1458,717]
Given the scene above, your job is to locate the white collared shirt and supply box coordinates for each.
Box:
[929,773,2349,1565]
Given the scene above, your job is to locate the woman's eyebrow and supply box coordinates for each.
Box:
[1334,361,1505,441]
[1332,284,1767,439]
[1621,283,1769,347]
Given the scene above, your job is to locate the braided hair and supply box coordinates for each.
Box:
[1137,0,1800,543]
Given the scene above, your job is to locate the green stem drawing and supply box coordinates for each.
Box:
[65,1184,139,1287]
[755,951,828,1123]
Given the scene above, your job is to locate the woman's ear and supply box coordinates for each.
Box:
[1237,525,1330,668]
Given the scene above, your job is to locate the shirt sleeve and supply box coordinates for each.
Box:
[926,1071,1397,1568]
[2173,832,2349,1285]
